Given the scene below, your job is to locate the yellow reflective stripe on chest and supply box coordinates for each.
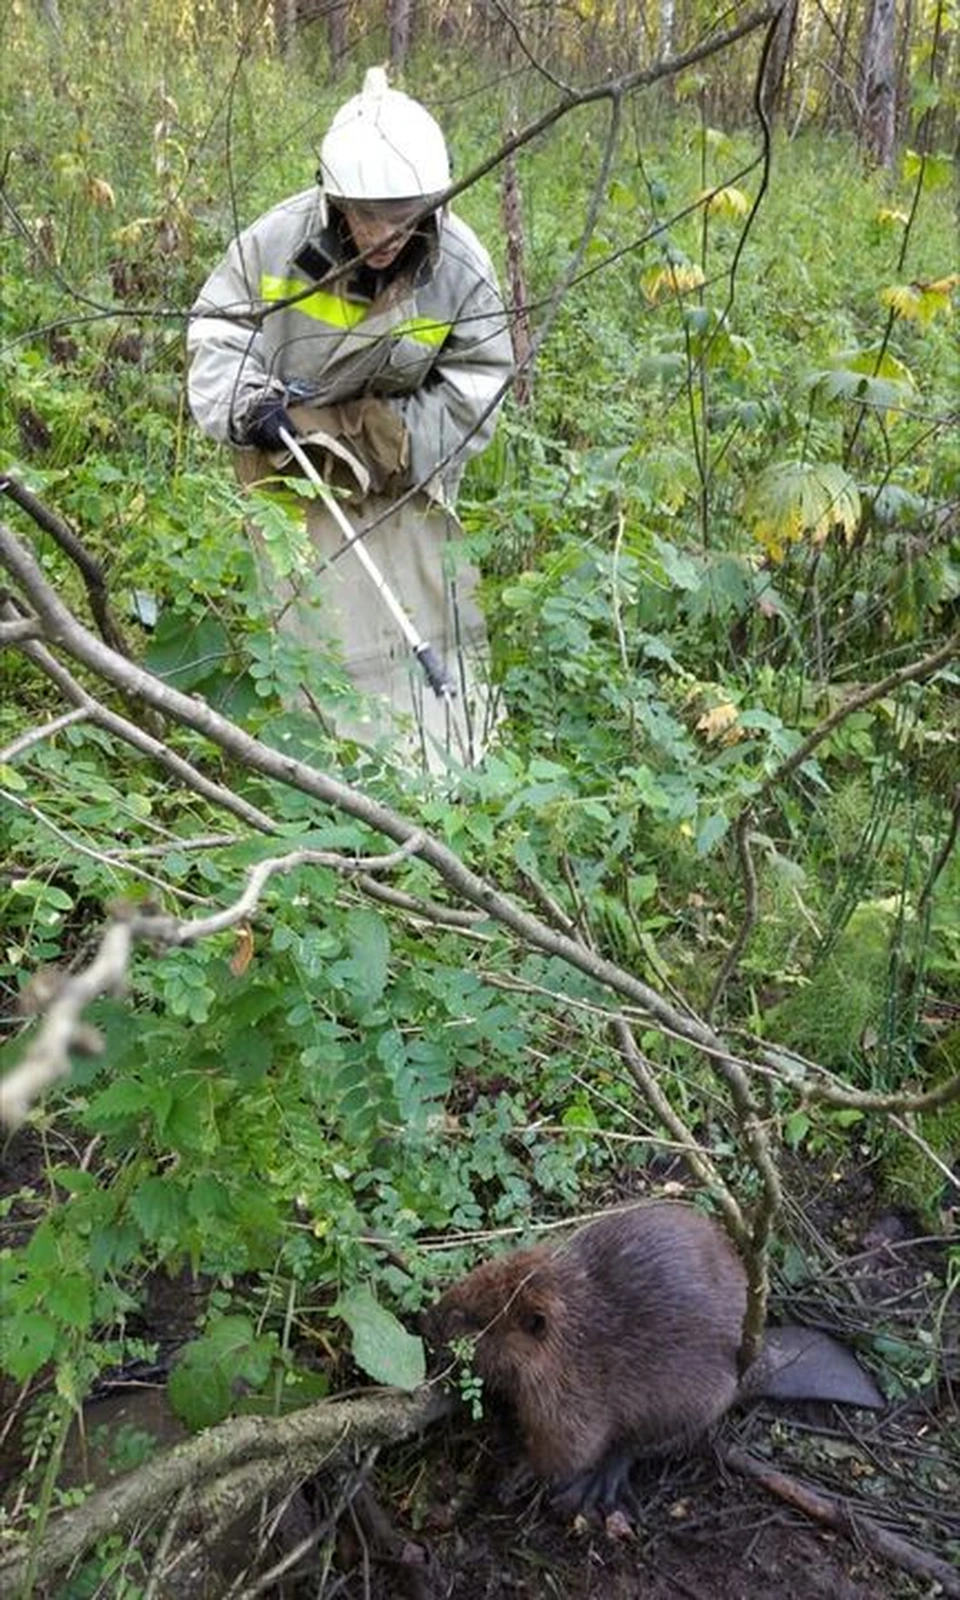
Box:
[261,274,367,329]
[261,276,450,346]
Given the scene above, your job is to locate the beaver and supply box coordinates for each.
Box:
[423,1202,882,1512]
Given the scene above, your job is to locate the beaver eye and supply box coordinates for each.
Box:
[519,1310,547,1338]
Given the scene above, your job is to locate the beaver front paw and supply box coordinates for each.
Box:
[549,1445,638,1517]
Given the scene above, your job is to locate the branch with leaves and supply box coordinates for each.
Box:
[0,838,423,1129]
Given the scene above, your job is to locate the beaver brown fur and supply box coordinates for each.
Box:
[423,1202,882,1512]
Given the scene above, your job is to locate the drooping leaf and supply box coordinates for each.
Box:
[880,278,957,327]
[336,1285,426,1391]
[698,184,750,218]
[807,350,916,418]
[745,461,861,561]
[641,262,706,303]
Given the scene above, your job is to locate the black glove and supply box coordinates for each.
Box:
[241,394,297,452]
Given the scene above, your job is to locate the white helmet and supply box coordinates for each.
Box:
[319,67,450,202]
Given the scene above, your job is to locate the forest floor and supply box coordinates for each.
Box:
[1,1136,957,1599]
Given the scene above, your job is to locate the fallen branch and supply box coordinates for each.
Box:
[0,1388,449,1594]
[0,705,89,761]
[722,1442,960,1600]
[1,473,131,654]
[0,518,769,1129]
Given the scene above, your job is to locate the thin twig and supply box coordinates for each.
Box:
[722,1443,960,1599]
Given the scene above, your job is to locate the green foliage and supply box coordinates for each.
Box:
[167,1315,279,1429]
[768,902,899,1077]
[1,8,957,1544]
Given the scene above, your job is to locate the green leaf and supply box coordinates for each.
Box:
[784,1110,811,1150]
[168,1316,277,1429]
[129,1177,188,1244]
[345,909,390,1009]
[143,612,233,693]
[336,1285,425,1391]
[696,814,729,855]
[0,763,29,792]
[0,1311,58,1382]
[46,1273,93,1332]
[167,1349,232,1429]
[86,1076,155,1126]
[901,148,953,192]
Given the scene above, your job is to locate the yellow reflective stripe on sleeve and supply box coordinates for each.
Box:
[260,274,368,329]
[391,315,452,348]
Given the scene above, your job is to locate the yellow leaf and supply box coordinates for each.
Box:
[746,461,861,562]
[880,281,954,326]
[699,185,750,218]
[230,924,255,976]
[697,702,742,744]
[922,273,959,296]
[86,176,116,209]
[642,263,705,304]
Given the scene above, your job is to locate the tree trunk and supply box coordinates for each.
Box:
[860,0,897,166]
[501,141,532,407]
[327,0,348,78]
[273,0,297,58]
[660,0,676,56]
[760,0,799,124]
[389,0,414,71]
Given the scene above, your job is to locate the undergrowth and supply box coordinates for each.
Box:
[0,8,957,1563]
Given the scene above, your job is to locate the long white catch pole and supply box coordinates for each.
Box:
[278,426,456,700]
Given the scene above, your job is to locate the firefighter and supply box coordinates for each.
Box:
[187,67,513,767]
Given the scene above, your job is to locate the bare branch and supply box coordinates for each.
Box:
[1,474,130,654]
[0,615,44,646]
[611,1017,747,1250]
[889,1112,960,1197]
[0,706,89,762]
[0,518,762,1064]
[0,919,136,1129]
[758,1038,960,1117]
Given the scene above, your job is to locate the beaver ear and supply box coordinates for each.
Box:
[519,1309,548,1339]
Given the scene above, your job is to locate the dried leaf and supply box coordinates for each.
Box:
[230,924,254,976]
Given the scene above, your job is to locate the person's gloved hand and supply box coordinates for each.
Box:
[241,394,297,452]
[288,397,409,495]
